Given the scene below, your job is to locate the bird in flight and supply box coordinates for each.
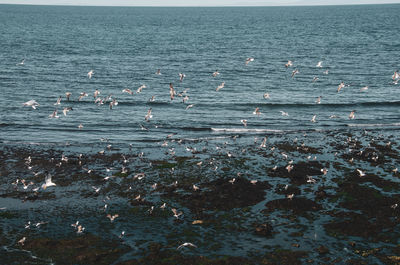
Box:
[87,70,94,79]
[179,73,186,82]
[280,111,289,116]
[170,83,176,100]
[245,57,254,65]
[23,100,39,109]
[122,88,134,95]
[145,108,153,121]
[177,242,197,250]
[41,172,56,189]
[17,59,25,66]
[65,92,72,101]
[216,82,225,91]
[316,61,323,68]
[137,84,146,94]
[285,60,293,68]
[63,107,73,116]
[291,69,299,78]
[349,110,356,119]
[337,82,345,92]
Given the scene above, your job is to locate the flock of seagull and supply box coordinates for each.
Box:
[21,57,400,129]
[13,57,400,251]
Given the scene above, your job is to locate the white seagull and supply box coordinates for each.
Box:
[23,100,39,109]
[87,70,94,79]
[245,57,254,65]
[41,172,56,189]
[177,242,197,250]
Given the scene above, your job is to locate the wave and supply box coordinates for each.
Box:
[211,128,285,133]
[347,123,400,127]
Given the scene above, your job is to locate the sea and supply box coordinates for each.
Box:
[0,4,399,149]
[0,4,400,264]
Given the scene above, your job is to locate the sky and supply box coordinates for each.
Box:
[0,0,399,6]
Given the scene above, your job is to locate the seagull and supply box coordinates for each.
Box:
[65,92,72,101]
[140,124,149,131]
[316,96,322,104]
[18,237,27,246]
[245,57,254,65]
[94,89,100,98]
[17,59,25,66]
[122,88,134,95]
[316,61,323,68]
[253,107,261,115]
[285,60,293,68]
[54,96,62,105]
[171,208,183,219]
[263,93,270,99]
[145,108,153,121]
[137,84,146,93]
[241,119,247,127]
[337,82,345,92]
[179,73,186,82]
[311,115,316,123]
[87,70,94,79]
[177,242,197,250]
[23,100,39,109]
[109,98,118,109]
[323,69,329,75]
[41,172,56,189]
[360,86,368,92]
[156,69,161,75]
[63,107,73,116]
[312,76,319,82]
[170,83,176,100]
[392,71,399,81]
[357,169,365,177]
[78,123,83,130]
[349,110,356,119]
[149,95,156,102]
[280,111,289,116]
[216,82,225,91]
[185,104,194,110]
[92,186,101,193]
[106,214,119,222]
[291,69,299,78]
[287,193,294,200]
[49,109,59,119]
[78,92,88,101]
[212,70,219,77]
[76,225,85,234]
[260,137,267,148]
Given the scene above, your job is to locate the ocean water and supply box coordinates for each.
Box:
[1,4,400,148]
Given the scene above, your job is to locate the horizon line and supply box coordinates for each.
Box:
[0,2,399,7]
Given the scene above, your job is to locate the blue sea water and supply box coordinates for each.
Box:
[0,4,400,148]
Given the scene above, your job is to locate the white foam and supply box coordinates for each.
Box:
[347,123,400,127]
[211,128,285,133]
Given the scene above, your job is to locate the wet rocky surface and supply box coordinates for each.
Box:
[1,130,400,264]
